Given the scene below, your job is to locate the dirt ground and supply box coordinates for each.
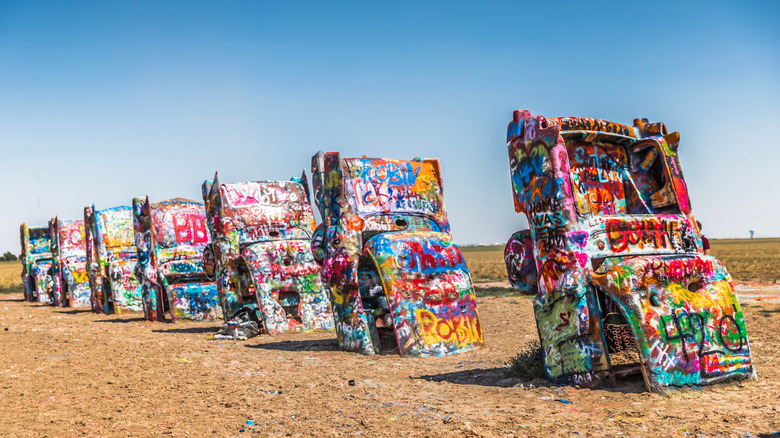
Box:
[0,291,778,438]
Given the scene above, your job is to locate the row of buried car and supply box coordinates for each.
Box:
[18,110,757,393]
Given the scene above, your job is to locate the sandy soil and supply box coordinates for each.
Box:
[0,292,777,437]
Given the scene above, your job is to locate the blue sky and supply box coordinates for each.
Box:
[1,0,778,254]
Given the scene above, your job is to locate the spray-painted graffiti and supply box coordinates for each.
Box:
[19,224,53,303]
[503,110,755,392]
[312,152,482,357]
[201,173,333,334]
[132,197,220,322]
[366,232,482,356]
[346,159,443,217]
[242,239,333,334]
[84,205,144,314]
[504,230,537,295]
[592,256,753,388]
[49,218,91,308]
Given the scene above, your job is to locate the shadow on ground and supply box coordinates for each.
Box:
[94,317,147,324]
[246,338,341,352]
[152,326,218,334]
[413,367,647,393]
[55,309,91,315]
[415,367,508,387]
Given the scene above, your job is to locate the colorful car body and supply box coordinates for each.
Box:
[311,152,483,357]
[132,197,220,322]
[20,224,54,303]
[49,218,90,308]
[85,205,144,314]
[201,172,334,334]
[504,110,756,392]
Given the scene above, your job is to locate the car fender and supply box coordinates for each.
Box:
[363,230,483,357]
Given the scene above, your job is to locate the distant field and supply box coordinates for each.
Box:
[462,238,780,283]
[0,260,22,292]
[709,238,780,282]
[460,245,509,283]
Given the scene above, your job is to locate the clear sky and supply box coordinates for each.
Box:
[1,0,778,254]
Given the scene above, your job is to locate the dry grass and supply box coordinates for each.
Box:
[0,260,22,292]
[462,238,780,283]
[461,245,507,282]
[710,238,780,282]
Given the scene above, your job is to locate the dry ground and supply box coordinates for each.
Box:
[0,292,778,437]
[1,241,778,437]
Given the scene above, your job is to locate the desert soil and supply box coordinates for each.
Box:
[0,292,778,437]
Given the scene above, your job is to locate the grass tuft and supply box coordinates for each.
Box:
[0,285,23,294]
[504,340,546,380]
[474,286,529,299]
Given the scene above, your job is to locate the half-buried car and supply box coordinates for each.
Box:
[503,110,756,392]
[201,172,334,335]
[311,152,483,356]
[133,197,220,322]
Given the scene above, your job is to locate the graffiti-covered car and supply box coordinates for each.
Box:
[20,224,54,303]
[201,172,334,334]
[311,152,483,356]
[85,205,144,314]
[49,218,90,308]
[133,197,220,322]
[504,110,756,392]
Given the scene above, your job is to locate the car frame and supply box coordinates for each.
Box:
[20,223,54,303]
[133,197,220,322]
[49,218,90,308]
[85,205,144,314]
[311,152,483,357]
[504,109,756,392]
[201,172,334,334]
